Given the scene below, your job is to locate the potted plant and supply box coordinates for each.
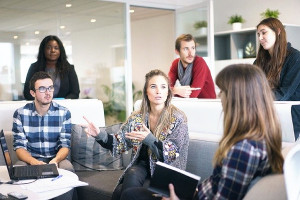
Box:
[228,14,245,30]
[193,21,208,36]
[101,82,142,125]
[261,9,280,19]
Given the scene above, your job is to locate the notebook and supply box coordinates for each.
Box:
[0,129,59,180]
[148,161,201,199]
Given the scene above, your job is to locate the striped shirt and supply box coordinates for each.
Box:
[195,139,272,200]
[12,101,71,158]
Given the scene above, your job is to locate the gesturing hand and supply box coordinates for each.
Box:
[125,124,150,142]
[83,116,100,137]
[174,86,201,98]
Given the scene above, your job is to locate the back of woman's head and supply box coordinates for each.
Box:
[215,64,283,173]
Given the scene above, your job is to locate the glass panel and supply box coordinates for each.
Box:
[130,6,175,103]
[0,1,128,125]
[176,7,208,57]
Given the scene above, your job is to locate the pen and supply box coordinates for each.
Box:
[51,175,63,181]
[152,194,164,198]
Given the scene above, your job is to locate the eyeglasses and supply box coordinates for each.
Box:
[35,86,54,93]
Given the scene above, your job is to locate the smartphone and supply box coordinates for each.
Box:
[7,192,28,200]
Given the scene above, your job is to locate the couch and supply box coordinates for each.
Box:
[0,98,297,200]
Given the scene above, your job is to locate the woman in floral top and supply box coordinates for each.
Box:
[84,69,189,200]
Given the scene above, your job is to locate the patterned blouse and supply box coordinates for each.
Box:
[195,139,272,200]
[96,105,189,187]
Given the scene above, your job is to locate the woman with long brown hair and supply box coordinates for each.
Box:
[255,17,300,140]
[84,69,189,200]
[164,64,284,200]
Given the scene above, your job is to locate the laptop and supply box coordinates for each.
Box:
[0,129,59,180]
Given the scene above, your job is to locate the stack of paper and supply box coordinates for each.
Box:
[21,176,88,193]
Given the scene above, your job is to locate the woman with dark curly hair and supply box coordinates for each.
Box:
[23,35,80,100]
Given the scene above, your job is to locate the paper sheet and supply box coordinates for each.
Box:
[21,176,88,193]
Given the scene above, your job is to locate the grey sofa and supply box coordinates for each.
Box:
[0,127,219,200]
[0,98,293,200]
[0,128,289,200]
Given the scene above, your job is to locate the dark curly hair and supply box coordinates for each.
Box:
[36,35,70,77]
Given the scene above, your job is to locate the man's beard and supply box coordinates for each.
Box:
[36,96,52,106]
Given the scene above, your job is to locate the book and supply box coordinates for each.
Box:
[148,161,201,199]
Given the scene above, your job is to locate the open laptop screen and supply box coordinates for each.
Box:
[0,129,13,175]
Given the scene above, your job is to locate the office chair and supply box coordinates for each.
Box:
[284,144,300,200]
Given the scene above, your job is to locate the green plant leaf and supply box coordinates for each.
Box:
[228,14,245,24]
[261,9,280,19]
[194,21,207,29]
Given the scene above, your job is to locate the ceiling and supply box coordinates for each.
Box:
[0,0,199,45]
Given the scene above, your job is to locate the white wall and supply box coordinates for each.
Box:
[214,0,300,32]
[131,13,175,92]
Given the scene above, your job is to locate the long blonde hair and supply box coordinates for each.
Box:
[139,69,176,137]
[214,64,283,173]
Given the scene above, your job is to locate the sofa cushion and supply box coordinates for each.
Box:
[243,174,287,200]
[71,124,123,171]
[186,132,219,181]
[0,131,18,165]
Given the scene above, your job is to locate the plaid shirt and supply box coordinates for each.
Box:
[12,101,71,158]
[195,139,271,200]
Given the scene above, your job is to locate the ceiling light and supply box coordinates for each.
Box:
[13,36,18,39]
[66,4,72,8]
[129,9,134,13]
[90,19,96,23]
[60,25,66,29]
[35,31,40,35]
[26,42,30,46]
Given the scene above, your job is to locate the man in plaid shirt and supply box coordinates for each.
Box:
[12,71,73,171]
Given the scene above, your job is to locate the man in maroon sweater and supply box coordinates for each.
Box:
[168,34,216,98]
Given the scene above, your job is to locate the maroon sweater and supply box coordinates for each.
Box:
[168,56,216,98]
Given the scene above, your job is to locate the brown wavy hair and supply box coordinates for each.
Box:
[175,34,196,52]
[214,64,283,173]
[138,69,178,137]
[256,18,287,89]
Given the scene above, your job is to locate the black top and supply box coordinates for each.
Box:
[254,43,300,140]
[23,62,80,100]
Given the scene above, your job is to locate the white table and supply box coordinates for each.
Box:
[0,166,79,199]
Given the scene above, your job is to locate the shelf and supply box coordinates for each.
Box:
[214,28,257,61]
[213,24,300,77]
[215,27,256,35]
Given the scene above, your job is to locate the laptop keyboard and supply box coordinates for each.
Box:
[14,165,40,177]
